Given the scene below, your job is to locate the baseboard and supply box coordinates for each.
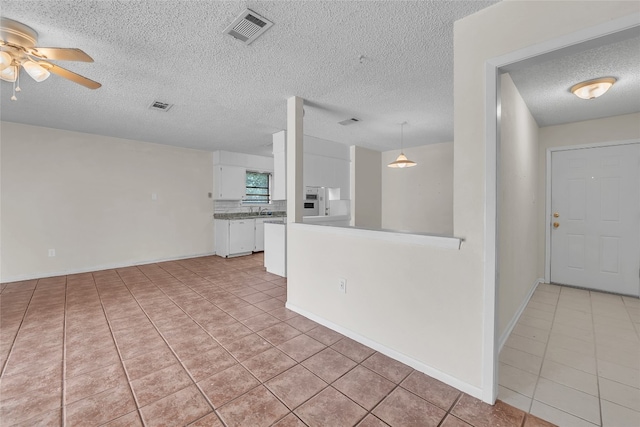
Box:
[286,302,484,401]
[498,277,544,352]
[1,251,217,283]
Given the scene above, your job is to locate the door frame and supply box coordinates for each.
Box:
[544,139,640,284]
[484,14,639,403]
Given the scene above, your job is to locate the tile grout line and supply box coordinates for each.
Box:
[0,281,38,377]
[498,291,555,411]
[96,270,151,426]
[433,390,458,427]
[311,361,395,427]
[526,287,561,416]
[536,288,612,426]
[61,276,69,427]
[589,290,603,427]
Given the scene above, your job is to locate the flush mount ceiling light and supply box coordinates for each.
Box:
[387,122,417,168]
[0,17,101,101]
[570,77,616,100]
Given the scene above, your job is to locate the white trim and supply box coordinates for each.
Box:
[488,15,640,69]
[545,148,553,282]
[482,61,499,404]
[288,223,462,250]
[286,302,484,400]
[484,13,640,405]
[547,139,640,153]
[544,139,640,283]
[0,251,216,283]
[498,278,544,352]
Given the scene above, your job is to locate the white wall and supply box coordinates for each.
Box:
[350,146,381,229]
[286,0,638,402]
[498,74,540,340]
[0,122,214,282]
[537,112,640,277]
[382,143,453,234]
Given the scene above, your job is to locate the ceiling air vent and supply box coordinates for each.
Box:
[223,9,274,45]
[149,101,173,112]
[338,118,361,126]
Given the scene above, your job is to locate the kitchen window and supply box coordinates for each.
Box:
[244,171,271,204]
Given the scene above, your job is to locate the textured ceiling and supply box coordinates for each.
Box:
[1,1,637,156]
[0,0,498,154]
[508,32,640,127]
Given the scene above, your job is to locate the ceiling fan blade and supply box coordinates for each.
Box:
[30,47,94,62]
[41,62,101,89]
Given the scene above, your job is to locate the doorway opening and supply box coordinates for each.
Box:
[485,10,639,411]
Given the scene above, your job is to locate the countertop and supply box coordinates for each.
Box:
[302,215,350,223]
[214,212,286,220]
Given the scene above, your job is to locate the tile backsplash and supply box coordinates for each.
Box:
[214,200,286,215]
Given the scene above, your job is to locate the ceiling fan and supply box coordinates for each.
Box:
[0,17,101,100]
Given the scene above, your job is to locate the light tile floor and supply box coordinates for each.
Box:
[499,283,640,427]
[0,253,556,426]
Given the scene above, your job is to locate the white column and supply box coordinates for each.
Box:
[286,96,304,223]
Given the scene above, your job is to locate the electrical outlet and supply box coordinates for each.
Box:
[48,249,56,257]
[338,277,347,294]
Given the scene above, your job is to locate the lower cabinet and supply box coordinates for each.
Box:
[215,219,255,257]
[215,218,268,257]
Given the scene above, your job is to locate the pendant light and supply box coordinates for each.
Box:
[388,122,417,168]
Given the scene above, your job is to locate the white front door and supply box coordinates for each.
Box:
[550,143,640,296]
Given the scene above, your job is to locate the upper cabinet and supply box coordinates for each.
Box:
[212,151,274,201]
[303,154,350,200]
[303,135,351,200]
[214,165,245,200]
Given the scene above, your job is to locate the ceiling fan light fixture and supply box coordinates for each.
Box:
[387,121,417,168]
[0,64,17,82]
[23,60,50,82]
[0,51,12,71]
[0,18,101,101]
[570,77,616,100]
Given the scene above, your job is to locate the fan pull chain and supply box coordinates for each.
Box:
[11,68,20,101]
[15,67,21,92]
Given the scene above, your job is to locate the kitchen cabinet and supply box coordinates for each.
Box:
[214,165,245,200]
[303,153,350,199]
[264,222,286,277]
[215,219,255,257]
[254,218,265,251]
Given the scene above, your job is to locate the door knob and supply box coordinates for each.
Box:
[553,222,560,228]
[553,212,560,218]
